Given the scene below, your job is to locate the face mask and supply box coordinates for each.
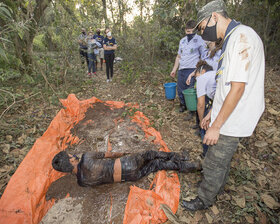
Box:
[107,32,112,37]
[201,16,218,42]
[82,31,86,35]
[97,31,100,35]
[186,33,195,42]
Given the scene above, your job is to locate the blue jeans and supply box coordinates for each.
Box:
[177,68,196,106]
[200,96,212,157]
[88,53,96,73]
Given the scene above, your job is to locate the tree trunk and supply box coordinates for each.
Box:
[11,0,52,74]
[102,0,108,26]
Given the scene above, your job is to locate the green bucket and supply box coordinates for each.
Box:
[183,88,197,111]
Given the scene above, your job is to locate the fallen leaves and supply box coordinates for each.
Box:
[232,195,246,208]
[261,194,280,210]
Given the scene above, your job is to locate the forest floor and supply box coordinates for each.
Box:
[0,57,279,223]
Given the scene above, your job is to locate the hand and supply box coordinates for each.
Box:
[170,70,176,78]
[201,111,211,130]
[186,75,192,85]
[203,126,220,145]
[186,71,194,85]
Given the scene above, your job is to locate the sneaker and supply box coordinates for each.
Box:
[182,196,208,211]
[106,79,110,83]
[93,72,96,75]
[88,72,91,76]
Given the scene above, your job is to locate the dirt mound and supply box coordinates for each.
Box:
[43,102,160,224]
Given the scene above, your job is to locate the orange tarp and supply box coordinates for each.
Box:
[0,94,180,224]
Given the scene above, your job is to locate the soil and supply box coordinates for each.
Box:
[43,102,159,224]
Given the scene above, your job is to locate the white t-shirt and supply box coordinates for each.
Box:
[210,25,265,137]
[196,70,217,100]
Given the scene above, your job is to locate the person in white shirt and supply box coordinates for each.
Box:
[182,0,265,211]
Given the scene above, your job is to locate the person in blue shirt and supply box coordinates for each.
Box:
[103,31,117,83]
[170,20,208,114]
[194,61,216,158]
[93,28,105,71]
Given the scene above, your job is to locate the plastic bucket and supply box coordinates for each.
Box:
[183,88,197,111]
[164,83,177,100]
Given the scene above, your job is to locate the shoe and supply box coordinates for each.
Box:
[184,112,193,121]
[182,196,207,211]
[191,124,199,129]
[93,72,96,75]
[106,79,110,83]
[179,105,186,113]
[88,72,91,76]
[179,161,202,173]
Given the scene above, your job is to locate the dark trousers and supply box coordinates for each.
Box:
[88,53,96,73]
[198,135,239,206]
[121,150,198,182]
[105,53,115,79]
[80,48,88,66]
[200,96,212,157]
[177,68,196,106]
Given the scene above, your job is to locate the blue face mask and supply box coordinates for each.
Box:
[202,16,218,42]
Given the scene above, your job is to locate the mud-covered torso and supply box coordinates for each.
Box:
[77,153,115,187]
[76,152,146,186]
[120,153,145,181]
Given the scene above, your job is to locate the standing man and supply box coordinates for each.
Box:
[182,0,265,210]
[78,28,88,67]
[94,28,104,71]
[170,20,208,114]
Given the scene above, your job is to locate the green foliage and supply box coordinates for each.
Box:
[33,34,46,51]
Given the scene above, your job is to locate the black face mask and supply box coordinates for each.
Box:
[82,31,86,35]
[186,33,195,42]
[201,16,218,42]
[97,31,100,35]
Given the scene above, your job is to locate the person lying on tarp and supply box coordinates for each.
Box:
[52,150,201,187]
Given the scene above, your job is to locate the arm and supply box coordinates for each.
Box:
[186,71,195,85]
[103,44,116,50]
[199,42,209,60]
[170,54,180,78]
[197,95,205,124]
[203,82,245,145]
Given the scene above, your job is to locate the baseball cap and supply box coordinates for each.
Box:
[194,0,227,31]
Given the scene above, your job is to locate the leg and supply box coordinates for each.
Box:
[137,159,199,179]
[92,54,96,73]
[177,70,187,107]
[198,135,239,207]
[88,53,94,73]
[80,49,85,65]
[110,53,115,78]
[141,150,189,162]
[105,54,110,80]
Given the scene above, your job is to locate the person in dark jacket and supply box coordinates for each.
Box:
[52,150,200,187]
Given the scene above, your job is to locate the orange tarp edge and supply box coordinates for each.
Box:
[0,94,180,224]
